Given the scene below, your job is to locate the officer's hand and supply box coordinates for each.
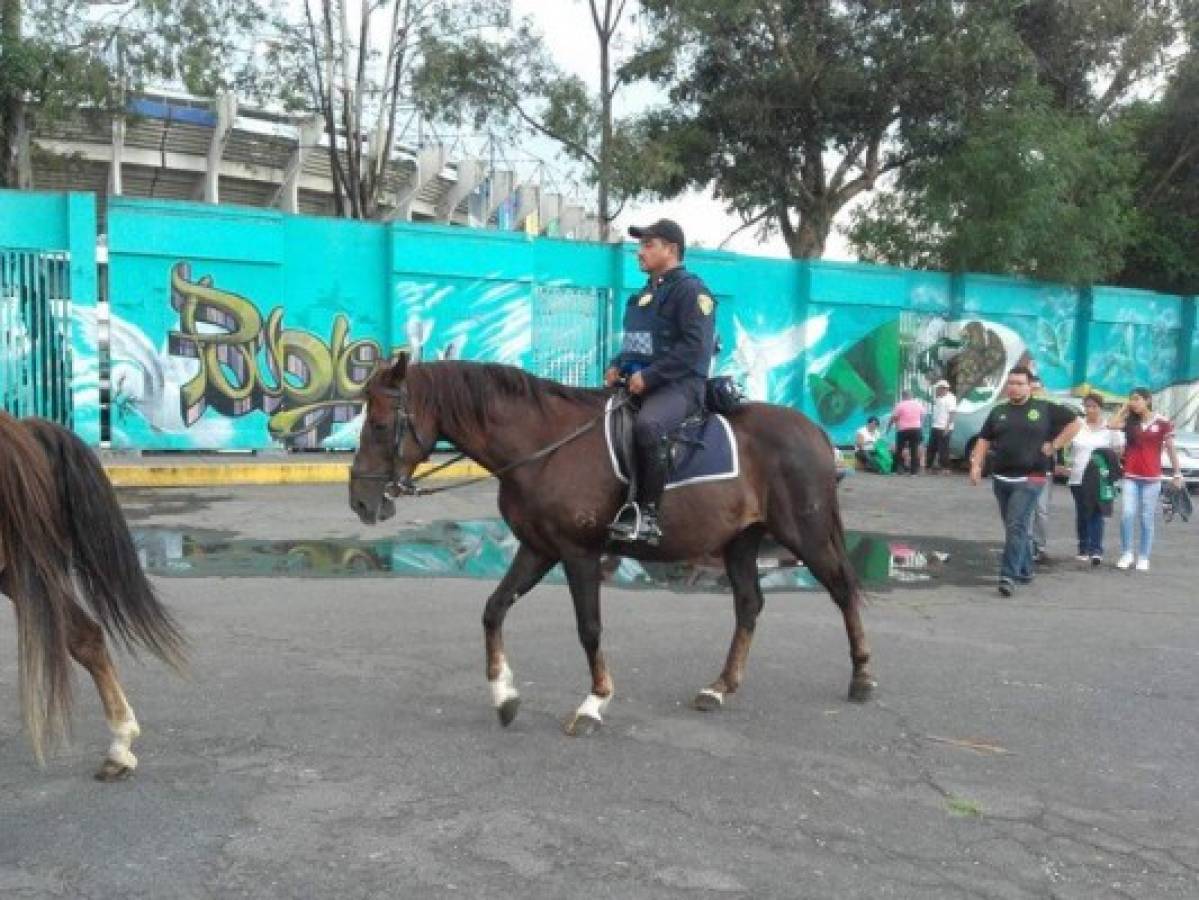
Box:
[628,372,647,395]
[604,367,621,387]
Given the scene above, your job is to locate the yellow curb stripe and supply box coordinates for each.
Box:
[104,460,490,488]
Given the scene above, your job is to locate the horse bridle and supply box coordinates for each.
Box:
[349,382,630,497]
[349,384,439,497]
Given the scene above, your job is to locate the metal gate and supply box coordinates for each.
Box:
[0,249,72,425]
[530,284,609,386]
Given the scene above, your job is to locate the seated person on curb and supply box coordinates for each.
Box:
[855,417,884,472]
[604,218,717,545]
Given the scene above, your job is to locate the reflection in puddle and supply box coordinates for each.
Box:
[133,520,995,593]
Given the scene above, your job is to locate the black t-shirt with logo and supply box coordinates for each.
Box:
[978,398,1078,478]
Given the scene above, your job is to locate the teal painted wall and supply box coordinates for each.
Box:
[4,190,1199,450]
[0,190,98,441]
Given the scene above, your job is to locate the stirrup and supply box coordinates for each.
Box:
[608,501,643,542]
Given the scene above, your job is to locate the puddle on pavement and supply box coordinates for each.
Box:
[132,519,997,593]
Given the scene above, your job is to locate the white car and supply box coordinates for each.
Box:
[1165,430,1199,489]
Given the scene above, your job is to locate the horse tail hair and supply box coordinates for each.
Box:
[0,414,75,762]
[25,418,188,674]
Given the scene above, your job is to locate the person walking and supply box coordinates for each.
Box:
[969,366,1081,596]
[1028,374,1059,562]
[888,390,926,476]
[1066,393,1123,566]
[928,379,957,473]
[1108,388,1184,572]
[604,218,717,545]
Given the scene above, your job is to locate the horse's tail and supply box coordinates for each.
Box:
[0,413,76,761]
[25,418,187,673]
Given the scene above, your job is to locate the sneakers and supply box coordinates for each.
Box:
[1136,558,1150,572]
[1090,555,1102,567]
[998,578,1014,597]
[1116,552,1135,570]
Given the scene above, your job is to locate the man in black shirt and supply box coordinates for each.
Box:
[970,366,1081,596]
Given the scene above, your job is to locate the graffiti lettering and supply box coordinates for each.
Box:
[168,263,383,446]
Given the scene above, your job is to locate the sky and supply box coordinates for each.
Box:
[509,0,857,261]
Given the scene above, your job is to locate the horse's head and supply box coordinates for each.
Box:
[349,352,434,525]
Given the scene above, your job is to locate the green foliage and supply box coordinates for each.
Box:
[1,0,279,186]
[849,87,1142,285]
[627,0,1034,257]
[1114,45,1199,294]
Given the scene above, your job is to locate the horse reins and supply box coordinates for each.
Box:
[351,385,629,497]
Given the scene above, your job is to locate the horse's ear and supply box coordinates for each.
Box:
[387,350,410,386]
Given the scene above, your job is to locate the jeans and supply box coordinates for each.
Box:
[1032,477,1053,553]
[928,427,951,470]
[1120,477,1162,560]
[993,478,1044,582]
[1069,485,1104,556]
[895,428,922,474]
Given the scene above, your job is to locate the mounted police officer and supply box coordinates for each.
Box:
[605,218,717,544]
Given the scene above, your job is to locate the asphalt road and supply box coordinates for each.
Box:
[2,473,1198,899]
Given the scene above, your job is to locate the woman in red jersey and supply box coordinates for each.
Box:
[1109,388,1183,572]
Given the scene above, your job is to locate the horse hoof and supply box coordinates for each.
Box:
[497,696,520,727]
[693,689,724,712]
[94,759,135,782]
[848,677,877,703]
[564,713,602,737]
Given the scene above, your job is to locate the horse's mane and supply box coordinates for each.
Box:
[405,360,606,438]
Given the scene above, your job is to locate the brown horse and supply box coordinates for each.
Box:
[0,412,185,778]
[349,355,874,734]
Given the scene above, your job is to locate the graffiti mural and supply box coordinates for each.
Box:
[106,264,385,449]
[167,264,383,447]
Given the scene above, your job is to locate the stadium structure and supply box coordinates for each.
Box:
[19,89,602,239]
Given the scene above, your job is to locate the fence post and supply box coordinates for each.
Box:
[1073,285,1093,390]
[1178,294,1196,384]
[67,192,99,444]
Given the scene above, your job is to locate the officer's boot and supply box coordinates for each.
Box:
[633,441,670,545]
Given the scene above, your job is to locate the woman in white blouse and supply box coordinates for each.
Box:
[1066,393,1124,565]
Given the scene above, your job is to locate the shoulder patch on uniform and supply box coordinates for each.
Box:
[697,293,714,316]
[638,292,653,307]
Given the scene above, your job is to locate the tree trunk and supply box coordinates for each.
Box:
[596,1,612,241]
[0,0,22,189]
[787,213,830,259]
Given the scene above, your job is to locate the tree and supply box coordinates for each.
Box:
[847,87,1141,284]
[1114,42,1199,294]
[1011,0,1189,115]
[847,1,1197,284]
[413,0,640,238]
[266,0,508,220]
[623,1,1036,259]
[1,0,275,188]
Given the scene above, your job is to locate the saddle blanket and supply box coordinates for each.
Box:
[604,396,740,491]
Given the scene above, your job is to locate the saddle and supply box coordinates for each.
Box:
[604,388,741,493]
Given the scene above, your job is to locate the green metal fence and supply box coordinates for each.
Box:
[0,248,73,425]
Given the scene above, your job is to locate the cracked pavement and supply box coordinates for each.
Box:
[2,473,1197,898]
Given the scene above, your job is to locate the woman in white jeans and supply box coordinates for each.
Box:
[1108,388,1183,572]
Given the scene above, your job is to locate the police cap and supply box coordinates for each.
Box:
[628,219,685,256]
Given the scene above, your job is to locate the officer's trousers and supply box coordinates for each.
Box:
[633,376,705,503]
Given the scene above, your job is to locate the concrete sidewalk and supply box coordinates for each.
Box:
[100,450,488,487]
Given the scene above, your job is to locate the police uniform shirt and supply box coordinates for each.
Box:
[979,398,1078,478]
[610,266,716,390]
